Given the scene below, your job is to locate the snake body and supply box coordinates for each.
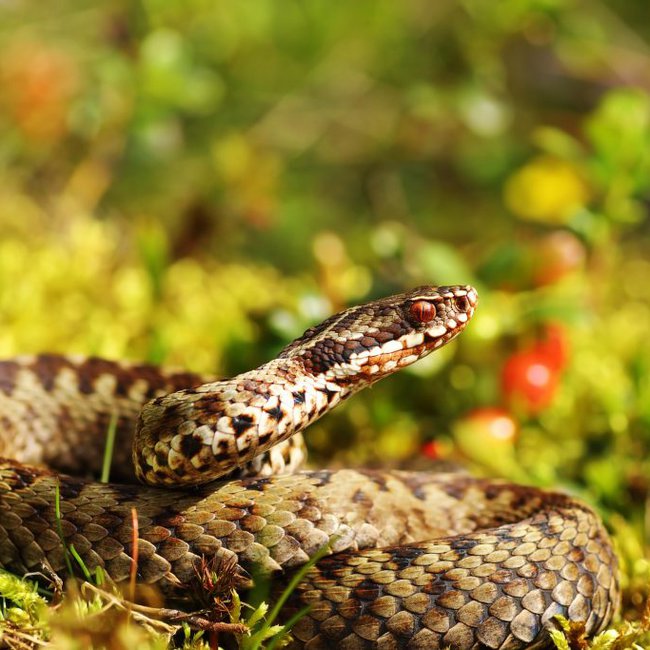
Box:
[0,285,619,649]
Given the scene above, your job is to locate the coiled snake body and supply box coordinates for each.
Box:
[0,286,618,649]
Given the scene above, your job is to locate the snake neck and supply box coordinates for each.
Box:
[134,284,478,487]
[133,356,357,486]
[234,356,360,434]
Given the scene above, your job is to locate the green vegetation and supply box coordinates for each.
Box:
[1,0,650,647]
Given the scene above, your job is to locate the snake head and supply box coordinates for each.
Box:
[285,285,478,383]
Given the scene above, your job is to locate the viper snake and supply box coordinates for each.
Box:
[0,285,618,649]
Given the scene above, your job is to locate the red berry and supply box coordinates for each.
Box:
[1,41,78,143]
[421,440,441,460]
[462,407,518,443]
[501,350,559,414]
[533,324,569,372]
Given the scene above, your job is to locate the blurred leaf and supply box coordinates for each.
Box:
[415,241,476,285]
[532,127,585,161]
[586,88,650,191]
[139,29,224,114]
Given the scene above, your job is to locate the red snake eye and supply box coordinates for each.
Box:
[409,300,436,323]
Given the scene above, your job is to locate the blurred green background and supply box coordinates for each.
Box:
[1,0,650,620]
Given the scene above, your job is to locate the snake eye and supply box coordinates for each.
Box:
[409,300,436,323]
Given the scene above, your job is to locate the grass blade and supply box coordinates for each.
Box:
[100,410,118,484]
[263,539,333,631]
[54,479,74,577]
[264,604,312,650]
[69,545,92,581]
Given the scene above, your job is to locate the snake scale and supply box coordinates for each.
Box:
[0,285,618,649]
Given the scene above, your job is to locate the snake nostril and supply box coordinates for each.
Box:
[454,296,469,312]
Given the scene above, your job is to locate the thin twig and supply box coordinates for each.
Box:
[129,507,139,603]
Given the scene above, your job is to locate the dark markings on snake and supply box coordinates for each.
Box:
[305,469,334,486]
[449,537,479,552]
[232,415,254,435]
[0,361,20,395]
[374,330,395,344]
[440,479,472,501]
[399,474,431,501]
[392,544,429,562]
[357,469,389,492]
[78,357,184,397]
[351,580,382,602]
[241,379,262,394]
[292,391,305,405]
[77,358,122,394]
[54,477,84,500]
[195,396,224,415]
[323,386,339,402]
[30,355,75,391]
[352,488,371,505]
[0,416,14,439]
[299,353,329,376]
[243,476,273,491]
[484,484,502,500]
[4,460,40,488]
[422,579,447,596]
[153,512,185,528]
[172,371,205,389]
[180,434,204,459]
[264,405,283,421]
[360,336,377,348]
[213,437,229,455]
[344,338,365,352]
[277,311,347,359]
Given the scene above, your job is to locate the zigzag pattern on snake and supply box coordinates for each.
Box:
[0,285,619,649]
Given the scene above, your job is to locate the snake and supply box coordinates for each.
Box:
[0,285,619,649]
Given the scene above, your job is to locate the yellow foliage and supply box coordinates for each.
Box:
[0,209,293,372]
[504,156,590,224]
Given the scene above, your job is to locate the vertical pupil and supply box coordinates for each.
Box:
[411,301,434,322]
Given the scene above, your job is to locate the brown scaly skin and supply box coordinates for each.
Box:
[289,482,617,649]
[0,285,619,649]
